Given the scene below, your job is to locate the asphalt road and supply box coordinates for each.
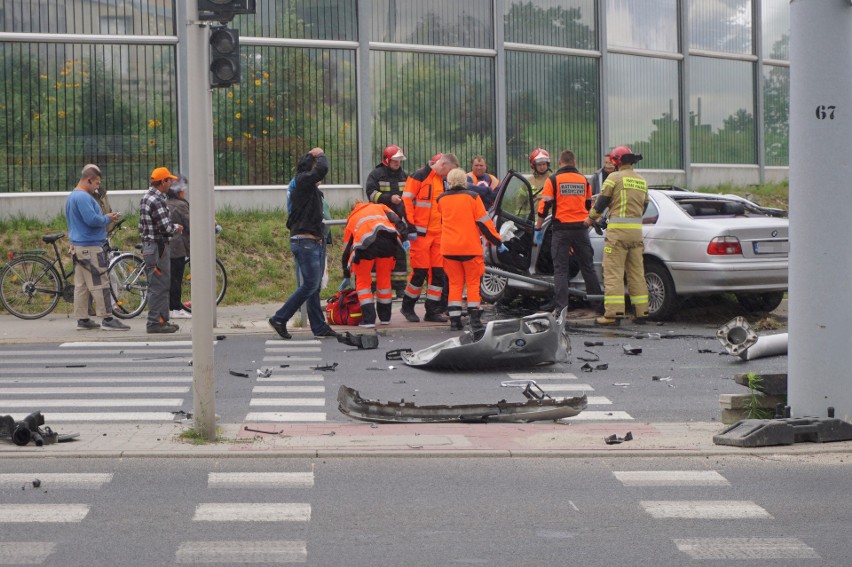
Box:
[1,455,847,566]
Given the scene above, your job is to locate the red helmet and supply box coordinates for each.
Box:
[529,148,550,168]
[609,145,636,167]
[382,145,406,166]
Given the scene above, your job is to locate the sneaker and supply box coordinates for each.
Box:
[380,320,391,325]
[314,328,338,339]
[77,318,100,330]
[170,309,192,319]
[268,317,291,340]
[101,317,130,331]
[359,322,376,329]
[147,322,179,334]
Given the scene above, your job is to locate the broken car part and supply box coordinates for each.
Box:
[400,311,571,370]
[256,367,272,378]
[714,417,852,447]
[622,345,642,355]
[604,431,633,445]
[228,369,249,378]
[337,385,586,424]
[312,362,339,372]
[385,348,413,361]
[0,412,66,446]
[716,316,788,360]
[337,331,379,350]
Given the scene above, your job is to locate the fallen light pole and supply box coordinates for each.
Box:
[716,316,788,361]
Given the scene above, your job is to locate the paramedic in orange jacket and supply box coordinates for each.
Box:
[341,202,408,327]
[437,168,504,331]
[400,152,460,323]
[534,150,603,315]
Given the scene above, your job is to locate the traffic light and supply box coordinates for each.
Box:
[209,26,240,88]
[198,0,256,23]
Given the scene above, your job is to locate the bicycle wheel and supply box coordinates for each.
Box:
[0,256,62,319]
[108,253,148,319]
[181,258,227,312]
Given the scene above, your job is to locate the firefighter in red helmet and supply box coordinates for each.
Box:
[585,145,649,325]
[365,145,410,296]
[529,148,552,191]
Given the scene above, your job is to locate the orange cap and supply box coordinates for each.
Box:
[150,167,178,183]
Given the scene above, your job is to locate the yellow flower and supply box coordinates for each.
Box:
[227,91,233,98]
[265,116,274,122]
[248,99,253,105]
[39,74,48,79]
[32,113,41,120]
[148,119,156,128]
[242,132,252,139]
[262,72,269,79]
[261,129,268,135]
[58,111,66,117]
[226,137,233,143]
[149,139,157,147]
[235,112,241,119]
[254,79,261,86]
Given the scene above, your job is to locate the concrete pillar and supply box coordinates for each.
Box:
[788,0,852,419]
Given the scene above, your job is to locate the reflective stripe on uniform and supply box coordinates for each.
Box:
[630,294,648,305]
[608,217,642,224]
[604,295,625,305]
[415,201,432,208]
[476,214,491,223]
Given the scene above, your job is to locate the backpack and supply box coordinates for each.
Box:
[325,289,363,326]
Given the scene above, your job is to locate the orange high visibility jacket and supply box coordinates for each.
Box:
[402,166,444,236]
[342,202,405,267]
[467,171,498,190]
[536,166,592,226]
[436,189,502,257]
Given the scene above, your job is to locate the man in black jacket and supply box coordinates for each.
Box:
[365,144,409,296]
[269,147,337,339]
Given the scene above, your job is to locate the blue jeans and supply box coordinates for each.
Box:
[273,238,332,335]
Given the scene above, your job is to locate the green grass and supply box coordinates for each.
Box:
[0,184,788,314]
[695,180,789,210]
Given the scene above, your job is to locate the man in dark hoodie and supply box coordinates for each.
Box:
[365,144,409,295]
[269,147,337,339]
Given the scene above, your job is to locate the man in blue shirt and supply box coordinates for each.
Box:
[65,164,129,331]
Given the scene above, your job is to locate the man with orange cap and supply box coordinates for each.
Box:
[139,166,183,333]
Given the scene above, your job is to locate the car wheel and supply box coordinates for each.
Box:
[736,291,785,313]
[644,260,678,321]
[480,272,508,304]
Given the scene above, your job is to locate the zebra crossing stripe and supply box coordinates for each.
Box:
[262,356,322,362]
[559,411,634,421]
[61,341,197,347]
[8,412,177,422]
[506,373,578,380]
[249,399,325,407]
[585,396,612,405]
[175,540,306,564]
[245,412,327,422]
[673,538,820,560]
[264,340,319,346]
[0,473,113,489]
[253,386,325,394]
[641,501,772,519]
[0,399,184,408]
[256,376,324,382]
[538,383,594,392]
[614,471,730,486]
[0,377,193,384]
[208,472,314,489]
[0,542,57,564]
[1,348,192,356]
[0,367,192,374]
[263,366,317,373]
[0,504,90,523]
[265,346,322,353]
[0,386,189,395]
[0,357,190,365]
[193,503,311,522]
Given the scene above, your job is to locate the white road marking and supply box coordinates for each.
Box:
[265,347,322,353]
[0,542,57,564]
[176,540,306,564]
[0,473,113,489]
[568,501,580,512]
[0,386,189,395]
[584,396,612,405]
[0,377,192,384]
[193,503,311,522]
[207,472,314,489]
[0,504,89,523]
[538,383,594,392]
[0,357,190,365]
[8,412,178,422]
[0,367,191,374]
[253,386,325,394]
[262,356,322,362]
[674,538,820,560]
[249,399,325,407]
[256,376,324,383]
[264,340,319,346]
[506,373,578,380]
[614,471,730,486]
[1,348,191,356]
[641,500,772,519]
[61,341,198,347]
[0,399,183,408]
[559,411,634,421]
[245,412,327,422]
[263,366,317,373]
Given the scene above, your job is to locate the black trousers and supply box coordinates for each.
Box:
[551,228,602,310]
[169,255,188,311]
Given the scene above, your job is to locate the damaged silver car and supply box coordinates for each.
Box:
[400,310,570,370]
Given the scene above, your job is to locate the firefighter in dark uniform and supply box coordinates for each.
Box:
[584,145,649,325]
[365,145,409,296]
[534,150,603,315]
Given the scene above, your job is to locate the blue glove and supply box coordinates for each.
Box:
[497,243,508,254]
[402,240,411,252]
[407,232,418,242]
[533,230,544,246]
[338,277,351,291]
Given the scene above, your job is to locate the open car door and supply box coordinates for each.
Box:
[485,170,537,273]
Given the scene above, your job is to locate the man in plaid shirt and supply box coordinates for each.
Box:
[139,167,183,333]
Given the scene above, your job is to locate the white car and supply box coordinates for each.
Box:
[482,171,789,320]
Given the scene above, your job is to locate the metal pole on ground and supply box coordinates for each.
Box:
[788,0,852,419]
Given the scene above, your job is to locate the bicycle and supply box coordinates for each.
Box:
[0,219,128,320]
[108,249,227,319]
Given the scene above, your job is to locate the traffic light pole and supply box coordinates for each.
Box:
[179,2,217,441]
[788,0,852,420]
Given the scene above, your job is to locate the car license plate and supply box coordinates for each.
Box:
[753,240,788,254]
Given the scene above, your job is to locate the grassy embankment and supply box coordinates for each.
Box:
[0,181,788,313]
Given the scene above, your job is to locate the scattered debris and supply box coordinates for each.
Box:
[581,363,593,372]
[31,479,41,488]
[622,345,642,355]
[216,335,227,340]
[0,412,76,446]
[584,341,603,347]
[613,382,630,387]
[698,348,716,353]
[228,369,250,378]
[256,367,272,378]
[46,364,86,368]
[400,311,571,370]
[171,410,193,419]
[386,348,413,361]
[313,362,339,372]
[337,385,586,423]
[365,367,387,371]
[279,364,290,368]
[647,333,661,340]
[604,431,633,445]
[595,363,608,370]
[244,426,282,435]
[716,316,788,360]
[392,380,406,384]
[577,350,600,362]
[337,331,379,350]
[652,376,672,382]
